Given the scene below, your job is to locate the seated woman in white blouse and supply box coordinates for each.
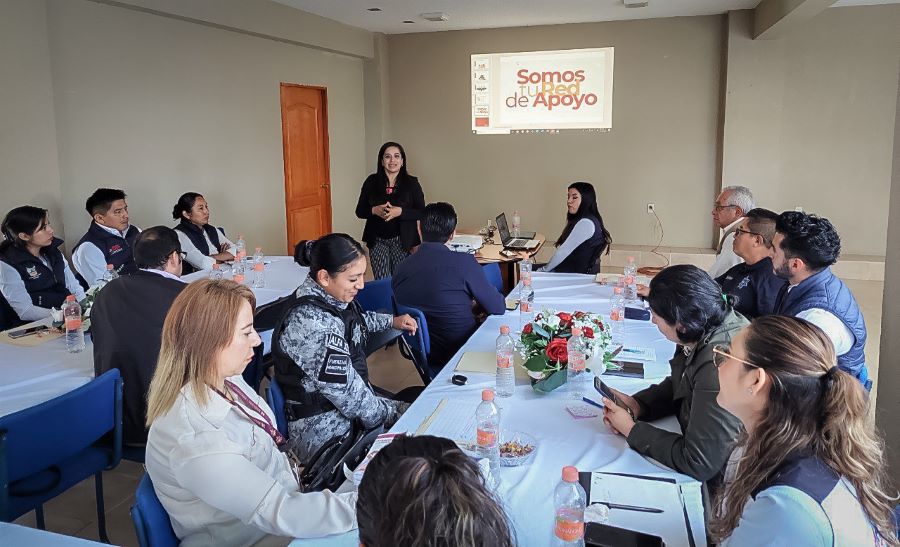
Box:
[539,182,612,275]
[172,192,235,273]
[145,279,356,547]
[711,315,897,546]
[0,206,85,325]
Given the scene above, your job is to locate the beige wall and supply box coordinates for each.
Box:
[0,0,65,239]
[876,64,900,481]
[723,6,900,257]
[43,0,370,256]
[387,17,725,249]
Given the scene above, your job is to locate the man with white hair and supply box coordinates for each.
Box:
[708,185,754,278]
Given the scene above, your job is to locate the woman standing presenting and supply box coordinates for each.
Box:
[355,142,425,279]
[539,182,612,274]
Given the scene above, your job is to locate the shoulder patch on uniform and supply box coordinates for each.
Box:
[324,331,349,353]
[319,352,351,384]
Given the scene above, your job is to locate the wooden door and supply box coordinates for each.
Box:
[280,84,332,254]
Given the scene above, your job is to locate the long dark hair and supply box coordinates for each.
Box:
[711,316,897,544]
[375,141,410,182]
[647,264,730,344]
[294,233,366,280]
[357,435,515,547]
[555,182,611,254]
[0,206,48,254]
[171,192,203,221]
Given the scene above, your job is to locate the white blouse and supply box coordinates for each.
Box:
[145,375,357,547]
[176,226,235,271]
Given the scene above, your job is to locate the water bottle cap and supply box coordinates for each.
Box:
[212,263,220,269]
[614,287,622,294]
[481,389,495,402]
[255,247,262,252]
[571,327,582,336]
[523,278,531,286]
[627,256,635,262]
[500,325,510,335]
[562,466,579,482]
[66,295,76,301]
[106,264,114,270]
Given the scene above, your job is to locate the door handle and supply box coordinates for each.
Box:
[320,183,330,189]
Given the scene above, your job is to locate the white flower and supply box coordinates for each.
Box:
[527,370,546,379]
[546,315,561,329]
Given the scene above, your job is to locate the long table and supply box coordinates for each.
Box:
[291,271,705,547]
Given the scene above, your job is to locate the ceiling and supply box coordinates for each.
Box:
[273,0,898,34]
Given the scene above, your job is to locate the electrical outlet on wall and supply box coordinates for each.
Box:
[647,203,655,214]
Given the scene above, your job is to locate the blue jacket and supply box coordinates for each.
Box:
[774,267,868,386]
[392,242,505,371]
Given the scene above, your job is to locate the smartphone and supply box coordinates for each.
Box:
[585,522,664,547]
[594,376,621,407]
[7,325,49,339]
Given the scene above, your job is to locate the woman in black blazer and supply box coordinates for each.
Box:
[355,142,425,279]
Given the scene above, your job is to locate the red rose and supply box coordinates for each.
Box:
[594,319,605,331]
[546,338,568,364]
[523,323,533,334]
[557,312,573,324]
[583,326,594,338]
[574,311,586,319]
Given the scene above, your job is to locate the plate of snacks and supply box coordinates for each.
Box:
[499,432,537,467]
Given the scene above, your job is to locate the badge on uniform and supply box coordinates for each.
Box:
[25,266,40,279]
[319,350,351,384]
[737,276,750,290]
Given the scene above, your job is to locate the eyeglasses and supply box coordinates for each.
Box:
[712,345,759,369]
[713,204,738,212]
[734,227,759,238]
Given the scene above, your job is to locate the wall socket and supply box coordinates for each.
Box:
[647,203,656,214]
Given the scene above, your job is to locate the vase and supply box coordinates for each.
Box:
[530,368,568,393]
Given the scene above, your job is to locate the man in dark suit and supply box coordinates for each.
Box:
[91,226,186,445]
[393,202,505,375]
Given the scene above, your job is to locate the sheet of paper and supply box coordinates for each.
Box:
[414,398,479,442]
[589,472,691,547]
[455,351,529,379]
[619,346,657,362]
[680,481,707,546]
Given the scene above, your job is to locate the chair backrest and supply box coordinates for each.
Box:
[356,277,394,313]
[0,369,122,485]
[265,378,288,437]
[131,474,178,547]
[253,293,297,332]
[392,299,430,356]
[241,344,267,393]
[481,263,504,295]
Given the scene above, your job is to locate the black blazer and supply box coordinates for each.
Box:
[355,173,425,251]
[90,270,186,444]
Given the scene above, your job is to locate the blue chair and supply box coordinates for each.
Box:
[356,277,394,313]
[482,263,504,295]
[0,369,123,543]
[265,378,288,438]
[131,473,178,547]
[392,298,433,383]
[241,344,267,393]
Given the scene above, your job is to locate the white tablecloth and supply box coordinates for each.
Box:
[292,272,705,547]
[0,523,106,546]
[181,255,307,308]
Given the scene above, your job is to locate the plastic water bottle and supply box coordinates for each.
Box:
[235,234,246,262]
[519,255,533,284]
[208,263,223,280]
[251,247,266,288]
[496,326,515,397]
[519,278,535,333]
[98,264,118,287]
[553,466,587,546]
[512,210,521,237]
[610,287,625,346]
[624,257,638,302]
[475,389,501,487]
[232,258,246,284]
[567,328,588,399]
[63,295,85,353]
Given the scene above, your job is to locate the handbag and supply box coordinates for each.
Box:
[300,419,384,492]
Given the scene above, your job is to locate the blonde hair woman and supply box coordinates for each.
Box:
[712,315,897,546]
[145,279,357,547]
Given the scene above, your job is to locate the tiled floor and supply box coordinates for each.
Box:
[12,277,884,546]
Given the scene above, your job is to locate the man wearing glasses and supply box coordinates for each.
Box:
[90,226,188,445]
[708,185,755,279]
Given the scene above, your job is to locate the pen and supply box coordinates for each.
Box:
[581,397,604,410]
[591,501,663,514]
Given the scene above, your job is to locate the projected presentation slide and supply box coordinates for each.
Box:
[471,47,614,134]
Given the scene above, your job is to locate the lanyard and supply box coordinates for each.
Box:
[214,380,287,448]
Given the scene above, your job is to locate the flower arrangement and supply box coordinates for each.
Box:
[520,309,617,393]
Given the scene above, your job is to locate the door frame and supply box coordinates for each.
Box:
[280,83,333,254]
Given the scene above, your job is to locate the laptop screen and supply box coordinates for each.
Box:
[495,213,511,241]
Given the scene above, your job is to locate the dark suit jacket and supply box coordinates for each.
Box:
[90,270,186,444]
[392,243,505,370]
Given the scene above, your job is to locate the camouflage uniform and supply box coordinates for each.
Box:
[276,277,407,462]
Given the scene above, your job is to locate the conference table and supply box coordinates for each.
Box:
[291,271,706,547]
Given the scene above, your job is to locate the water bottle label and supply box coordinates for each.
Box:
[569,354,586,372]
[554,517,584,541]
[624,275,635,284]
[236,251,246,260]
[610,309,621,321]
[65,317,82,330]
[520,301,532,313]
[497,355,512,369]
[233,274,245,283]
[476,428,496,447]
[253,262,264,272]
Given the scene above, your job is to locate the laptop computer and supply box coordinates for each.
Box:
[495,213,536,249]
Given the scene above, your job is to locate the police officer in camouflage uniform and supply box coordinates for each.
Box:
[273,234,418,462]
